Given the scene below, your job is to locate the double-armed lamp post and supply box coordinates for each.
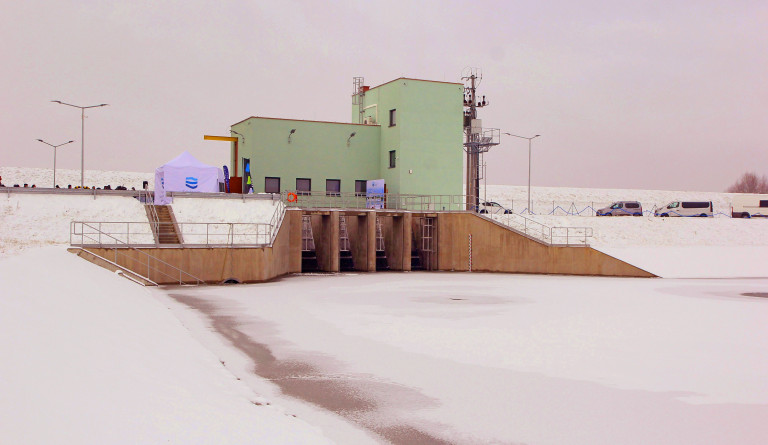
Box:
[52,100,108,188]
[36,139,74,188]
[504,133,540,214]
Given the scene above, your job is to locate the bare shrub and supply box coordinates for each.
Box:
[726,172,768,193]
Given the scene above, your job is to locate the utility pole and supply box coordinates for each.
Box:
[462,68,498,211]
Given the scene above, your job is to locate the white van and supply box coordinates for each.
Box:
[654,201,713,217]
[731,194,768,218]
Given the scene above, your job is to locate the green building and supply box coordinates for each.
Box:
[230,78,464,197]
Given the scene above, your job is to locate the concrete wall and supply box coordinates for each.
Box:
[436,213,655,277]
[85,209,303,284]
[81,210,654,283]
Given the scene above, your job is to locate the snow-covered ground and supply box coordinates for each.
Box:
[0,247,337,445]
[2,167,768,444]
[482,184,738,217]
[164,272,768,445]
[0,166,154,190]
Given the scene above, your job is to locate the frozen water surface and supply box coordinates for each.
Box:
[162,272,768,445]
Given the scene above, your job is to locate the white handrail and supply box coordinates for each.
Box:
[71,221,204,285]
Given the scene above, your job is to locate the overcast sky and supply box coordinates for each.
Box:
[1,0,766,191]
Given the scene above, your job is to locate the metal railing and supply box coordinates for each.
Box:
[483,213,593,245]
[142,190,160,235]
[280,190,593,246]
[70,222,204,285]
[281,190,469,211]
[267,200,286,245]
[70,221,277,247]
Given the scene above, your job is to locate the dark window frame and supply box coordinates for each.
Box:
[389,109,396,127]
[296,178,312,195]
[326,179,341,196]
[355,180,367,196]
[389,150,396,169]
[265,177,280,194]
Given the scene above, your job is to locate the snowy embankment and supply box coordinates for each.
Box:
[482,184,768,278]
[483,184,738,216]
[172,196,281,224]
[0,192,151,255]
[0,247,334,444]
[0,166,154,190]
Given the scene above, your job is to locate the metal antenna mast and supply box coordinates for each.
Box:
[462,68,499,211]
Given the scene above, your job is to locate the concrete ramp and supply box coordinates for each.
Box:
[68,248,157,286]
[594,246,768,278]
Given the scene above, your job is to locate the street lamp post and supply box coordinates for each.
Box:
[36,139,74,187]
[504,133,540,214]
[52,100,108,188]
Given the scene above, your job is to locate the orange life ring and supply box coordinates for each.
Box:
[287,192,298,203]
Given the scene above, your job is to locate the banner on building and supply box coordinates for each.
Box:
[366,179,385,209]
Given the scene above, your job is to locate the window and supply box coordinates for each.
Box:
[389,150,396,169]
[626,202,640,209]
[265,177,280,194]
[760,200,768,208]
[682,201,709,209]
[389,109,396,127]
[326,179,340,196]
[296,178,311,195]
[355,180,367,196]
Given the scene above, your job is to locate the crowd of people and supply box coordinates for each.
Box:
[0,175,140,191]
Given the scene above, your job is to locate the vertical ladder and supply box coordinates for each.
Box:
[353,77,365,123]
[339,215,354,270]
[422,217,434,270]
[301,215,318,271]
[375,217,388,270]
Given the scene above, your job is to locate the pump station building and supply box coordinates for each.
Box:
[227,78,464,197]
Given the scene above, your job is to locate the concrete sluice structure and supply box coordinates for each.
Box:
[76,207,655,285]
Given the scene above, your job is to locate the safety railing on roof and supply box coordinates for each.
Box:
[280,190,593,246]
[70,222,204,285]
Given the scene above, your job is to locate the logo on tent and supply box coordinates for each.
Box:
[185,176,198,189]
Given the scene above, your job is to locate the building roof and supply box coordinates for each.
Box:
[365,77,463,92]
[231,77,461,127]
[231,116,381,127]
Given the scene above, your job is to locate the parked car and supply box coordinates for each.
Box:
[479,201,512,214]
[654,201,713,217]
[731,194,768,218]
[596,201,643,216]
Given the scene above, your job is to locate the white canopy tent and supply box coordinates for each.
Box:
[154,151,223,205]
